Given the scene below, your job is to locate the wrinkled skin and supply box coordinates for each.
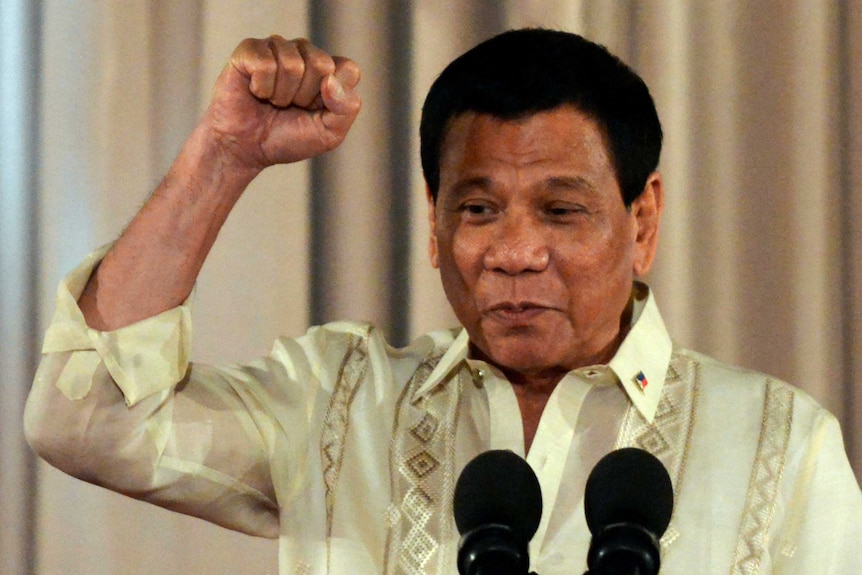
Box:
[428,107,663,392]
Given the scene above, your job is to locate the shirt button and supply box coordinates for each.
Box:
[471,368,485,388]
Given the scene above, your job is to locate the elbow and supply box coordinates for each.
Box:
[23,352,148,486]
[23,376,91,477]
[23,398,50,462]
[24,383,157,490]
[24,363,69,466]
[24,352,82,465]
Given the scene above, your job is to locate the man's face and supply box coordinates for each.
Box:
[428,106,662,383]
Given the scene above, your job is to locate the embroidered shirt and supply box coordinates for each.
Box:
[25,246,862,574]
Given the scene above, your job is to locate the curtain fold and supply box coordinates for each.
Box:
[0,3,40,575]
[843,0,862,476]
[309,0,415,344]
[6,1,859,572]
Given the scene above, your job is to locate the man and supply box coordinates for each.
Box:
[25,29,862,574]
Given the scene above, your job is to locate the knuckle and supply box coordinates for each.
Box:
[281,55,305,79]
[258,56,279,77]
[231,37,259,61]
[335,57,361,86]
[265,34,291,55]
[296,38,335,74]
[307,51,336,76]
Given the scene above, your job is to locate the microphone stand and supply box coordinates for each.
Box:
[457,524,531,575]
[582,522,660,575]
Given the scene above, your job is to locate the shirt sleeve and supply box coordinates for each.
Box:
[771,409,862,574]
[24,246,317,538]
[40,243,192,406]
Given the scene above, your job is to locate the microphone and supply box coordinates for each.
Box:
[584,447,673,575]
[454,450,543,575]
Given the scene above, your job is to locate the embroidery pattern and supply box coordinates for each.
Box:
[320,328,372,540]
[616,350,700,548]
[384,350,462,575]
[731,380,794,575]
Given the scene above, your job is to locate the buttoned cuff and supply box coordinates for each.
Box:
[42,244,192,406]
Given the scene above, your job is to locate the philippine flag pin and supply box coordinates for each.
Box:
[635,371,649,391]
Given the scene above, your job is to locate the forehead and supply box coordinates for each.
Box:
[437,107,616,192]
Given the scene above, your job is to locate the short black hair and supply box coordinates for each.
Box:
[420,28,663,206]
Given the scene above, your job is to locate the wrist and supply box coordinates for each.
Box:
[170,118,264,209]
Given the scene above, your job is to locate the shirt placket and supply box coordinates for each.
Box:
[525,374,590,558]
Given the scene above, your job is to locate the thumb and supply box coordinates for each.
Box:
[320,74,361,129]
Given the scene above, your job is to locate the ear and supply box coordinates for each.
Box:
[631,171,664,277]
[427,185,440,269]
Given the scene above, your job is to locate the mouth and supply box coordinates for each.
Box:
[484,302,555,326]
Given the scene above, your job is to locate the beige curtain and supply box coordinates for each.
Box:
[1,1,858,573]
[1,2,39,575]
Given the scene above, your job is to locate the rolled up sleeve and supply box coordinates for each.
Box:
[41,244,192,406]
[25,246,289,538]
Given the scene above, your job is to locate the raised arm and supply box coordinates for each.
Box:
[25,36,360,538]
[79,36,361,330]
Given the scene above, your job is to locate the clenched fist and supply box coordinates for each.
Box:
[202,35,361,172]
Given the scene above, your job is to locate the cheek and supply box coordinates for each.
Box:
[437,231,486,309]
[591,220,636,272]
[556,233,635,300]
[442,227,483,274]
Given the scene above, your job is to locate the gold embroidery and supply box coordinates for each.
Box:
[320,328,372,541]
[384,350,462,575]
[780,543,797,558]
[731,381,794,575]
[616,349,700,549]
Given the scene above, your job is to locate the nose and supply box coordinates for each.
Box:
[482,212,550,275]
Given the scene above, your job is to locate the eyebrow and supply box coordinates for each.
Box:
[443,173,602,205]
[544,175,598,194]
[450,175,598,195]
[448,176,492,200]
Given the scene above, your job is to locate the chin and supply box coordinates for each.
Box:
[485,342,564,374]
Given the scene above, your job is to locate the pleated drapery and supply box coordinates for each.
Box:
[1,2,860,573]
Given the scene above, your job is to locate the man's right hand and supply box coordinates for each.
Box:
[203,35,361,173]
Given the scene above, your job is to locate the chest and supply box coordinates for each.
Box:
[285,353,795,575]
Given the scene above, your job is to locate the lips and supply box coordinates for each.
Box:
[483,302,555,326]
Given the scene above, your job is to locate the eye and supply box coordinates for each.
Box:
[457,200,498,221]
[464,203,491,215]
[545,202,587,219]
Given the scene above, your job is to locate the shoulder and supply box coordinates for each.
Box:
[666,346,851,498]
[277,321,459,355]
[671,344,830,432]
[266,321,461,383]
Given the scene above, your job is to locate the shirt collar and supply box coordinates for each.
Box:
[607,283,673,422]
[412,328,471,400]
[411,283,673,423]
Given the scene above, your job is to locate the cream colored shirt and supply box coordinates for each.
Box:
[25,247,862,575]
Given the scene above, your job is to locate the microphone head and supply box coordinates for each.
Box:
[453,450,543,544]
[584,447,673,538]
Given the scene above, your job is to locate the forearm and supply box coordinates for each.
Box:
[77,35,360,331]
[25,34,360,540]
[78,121,261,331]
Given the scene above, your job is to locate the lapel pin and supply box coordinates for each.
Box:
[636,371,649,391]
